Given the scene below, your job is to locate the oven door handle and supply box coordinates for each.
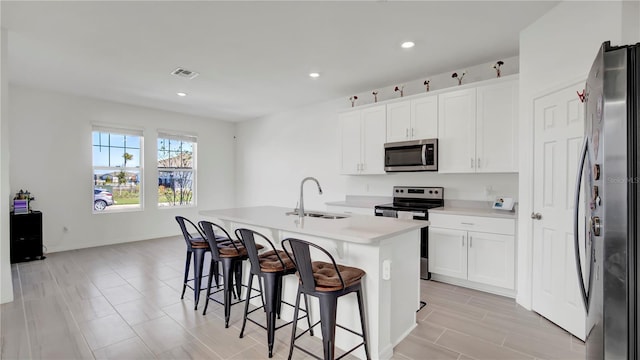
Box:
[421,144,427,166]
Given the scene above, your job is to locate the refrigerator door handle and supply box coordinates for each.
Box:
[573,136,592,310]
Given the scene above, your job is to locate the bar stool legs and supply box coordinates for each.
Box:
[356,287,371,358]
[180,248,209,310]
[204,257,241,327]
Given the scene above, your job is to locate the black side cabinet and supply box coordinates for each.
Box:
[10,211,44,263]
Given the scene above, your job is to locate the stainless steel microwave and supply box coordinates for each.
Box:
[384,139,438,172]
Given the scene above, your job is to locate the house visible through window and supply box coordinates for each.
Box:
[158,132,196,207]
[92,127,143,212]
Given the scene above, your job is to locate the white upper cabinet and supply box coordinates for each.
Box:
[438,88,477,173]
[386,101,411,142]
[411,95,439,140]
[438,76,518,174]
[476,79,519,173]
[386,95,438,143]
[339,105,386,175]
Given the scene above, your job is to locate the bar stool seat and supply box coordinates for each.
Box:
[282,238,371,360]
[311,262,365,291]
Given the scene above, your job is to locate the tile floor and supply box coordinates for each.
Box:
[1,236,585,360]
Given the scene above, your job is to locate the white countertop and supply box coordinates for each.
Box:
[200,206,426,244]
[429,206,517,219]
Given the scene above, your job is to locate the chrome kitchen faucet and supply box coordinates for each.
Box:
[298,177,323,220]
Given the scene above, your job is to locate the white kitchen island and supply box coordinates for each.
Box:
[199,206,426,360]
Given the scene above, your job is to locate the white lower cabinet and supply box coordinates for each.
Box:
[429,213,516,295]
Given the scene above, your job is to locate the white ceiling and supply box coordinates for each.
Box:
[2,1,557,122]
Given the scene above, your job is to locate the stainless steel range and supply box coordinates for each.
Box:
[374,186,444,280]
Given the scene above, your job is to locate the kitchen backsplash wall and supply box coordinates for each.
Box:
[346,173,518,202]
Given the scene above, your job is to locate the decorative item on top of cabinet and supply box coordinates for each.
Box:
[492,60,504,78]
[394,85,404,97]
[349,96,358,107]
[372,91,378,103]
[451,71,466,85]
[423,80,430,92]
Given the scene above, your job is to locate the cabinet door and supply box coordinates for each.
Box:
[360,105,386,174]
[386,101,411,142]
[438,89,477,173]
[411,95,438,140]
[476,80,518,173]
[467,231,515,289]
[428,227,468,280]
[339,111,362,175]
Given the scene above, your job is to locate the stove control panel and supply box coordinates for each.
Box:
[393,186,444,200]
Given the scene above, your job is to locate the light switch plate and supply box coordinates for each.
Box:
[492,197,514,211]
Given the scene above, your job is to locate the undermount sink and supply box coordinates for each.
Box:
[285,210,349,220]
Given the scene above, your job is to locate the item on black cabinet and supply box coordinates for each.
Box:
[492,196,514,211]
[13,189,35,214]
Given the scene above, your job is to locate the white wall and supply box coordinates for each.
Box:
[1,27,13,304]
[236,59,521,210]
[517,1,637,309]
[9,85,236,253]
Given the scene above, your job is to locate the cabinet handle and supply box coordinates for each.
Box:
[477,158,481,168]
[470,158,474,168]
[461,222,474,225]
[411,128,415,137]
[470,236,473,248]
[462,235,465,247]
[406,128,409,138]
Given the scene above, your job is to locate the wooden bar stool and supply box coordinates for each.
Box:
[281,238,371,360]
[235,228,312,358]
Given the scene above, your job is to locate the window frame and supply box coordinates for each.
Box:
[157,131,197,209]
[92,126,144,214]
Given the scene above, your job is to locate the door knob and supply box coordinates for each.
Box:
[531,212,542,220]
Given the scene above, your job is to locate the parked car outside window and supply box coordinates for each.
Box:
[94,188,115,211]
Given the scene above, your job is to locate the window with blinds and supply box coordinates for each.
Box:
[92,126,143,212]
[157,131,196,207]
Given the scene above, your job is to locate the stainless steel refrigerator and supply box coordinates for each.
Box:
[574,41,639,359]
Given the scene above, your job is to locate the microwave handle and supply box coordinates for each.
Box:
[421,144,427,165]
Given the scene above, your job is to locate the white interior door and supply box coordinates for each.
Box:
[532,83,586,340]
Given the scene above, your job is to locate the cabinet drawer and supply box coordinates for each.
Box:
[429,213,514,235]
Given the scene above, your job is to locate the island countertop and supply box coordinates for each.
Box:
[199,205,426,244]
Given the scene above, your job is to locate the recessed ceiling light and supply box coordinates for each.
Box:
[309,72,320,78]
[401,41,415,49]
[177,92,187,97]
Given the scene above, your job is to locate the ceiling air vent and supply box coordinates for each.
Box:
[171,67,200,80]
